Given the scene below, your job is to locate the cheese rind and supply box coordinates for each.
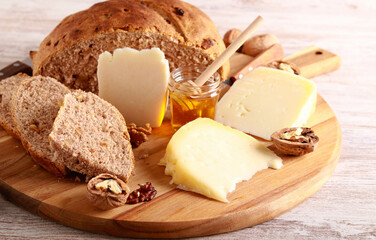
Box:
[160,118,282,202]
[98,47,169,127]
[215,67,317,140]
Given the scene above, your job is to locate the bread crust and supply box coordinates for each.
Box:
[32,0,229,91]
[0,73,30,139]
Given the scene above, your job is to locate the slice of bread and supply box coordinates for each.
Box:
[49,90,135,182]
[0,73,30,138]
[11,76,70,177]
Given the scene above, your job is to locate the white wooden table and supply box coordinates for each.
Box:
[0,0,375,239]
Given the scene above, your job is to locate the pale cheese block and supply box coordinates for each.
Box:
[215,67,317,140]
[160,118,282,203]
[98,47,169,127]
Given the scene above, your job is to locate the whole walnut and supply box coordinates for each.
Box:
[223,28,243,47]
[242,34,280,57]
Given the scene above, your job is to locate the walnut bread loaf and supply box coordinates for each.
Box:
[49,90,135,182]
[31,0,229,93]
[11,76,70,177]
[0,73,30,139]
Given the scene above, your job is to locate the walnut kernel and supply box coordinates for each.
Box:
[29,124,40,133]
[95,179,122,194]
[126,182,157,204]
[76,95,84,101]
[127,123,152,148]
[268,60,300,75]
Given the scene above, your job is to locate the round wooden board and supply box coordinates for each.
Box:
[0,94,341,238]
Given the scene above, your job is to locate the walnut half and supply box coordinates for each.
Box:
[87,173,130,210]
[271,127,319,156]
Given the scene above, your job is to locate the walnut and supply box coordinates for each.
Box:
[127,123,152,148]
[87,173,130,210]
[126,182,157,204]
[242,34,280,57]
[271,127,319,156]
[268,60,300,75]
[223,29,242,48]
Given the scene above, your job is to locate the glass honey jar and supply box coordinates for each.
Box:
[168,65,221,131]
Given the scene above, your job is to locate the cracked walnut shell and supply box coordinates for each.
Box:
[87,173,130,210]
[271,127,319,156]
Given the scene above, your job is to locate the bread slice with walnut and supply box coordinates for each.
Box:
[11,76,70,176]
[0,73,30,138]
[49,90,135,182]
[31,0,229,93]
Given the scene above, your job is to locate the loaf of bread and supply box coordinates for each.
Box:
[11,76,70,177]
[31,0,229,93]
[49,90,135,182]
[0,73,30,138]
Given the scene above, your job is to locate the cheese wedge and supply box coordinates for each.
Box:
[98,47,169,127]
[215,67,317,140]
[160,118,282,203]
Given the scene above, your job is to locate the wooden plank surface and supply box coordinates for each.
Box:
[0,0,375,239]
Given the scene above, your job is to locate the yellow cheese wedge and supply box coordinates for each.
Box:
[97,47,169,127]
[215,67,317,140]
[160,118,282,203]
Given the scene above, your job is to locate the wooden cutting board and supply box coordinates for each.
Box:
[0,49,341,238]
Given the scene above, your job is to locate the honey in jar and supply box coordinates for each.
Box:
[168,65,221,131]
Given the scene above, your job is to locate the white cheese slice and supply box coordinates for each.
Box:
[215,67,317,140]
[97,47,169,127]
[160,118,282,203]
